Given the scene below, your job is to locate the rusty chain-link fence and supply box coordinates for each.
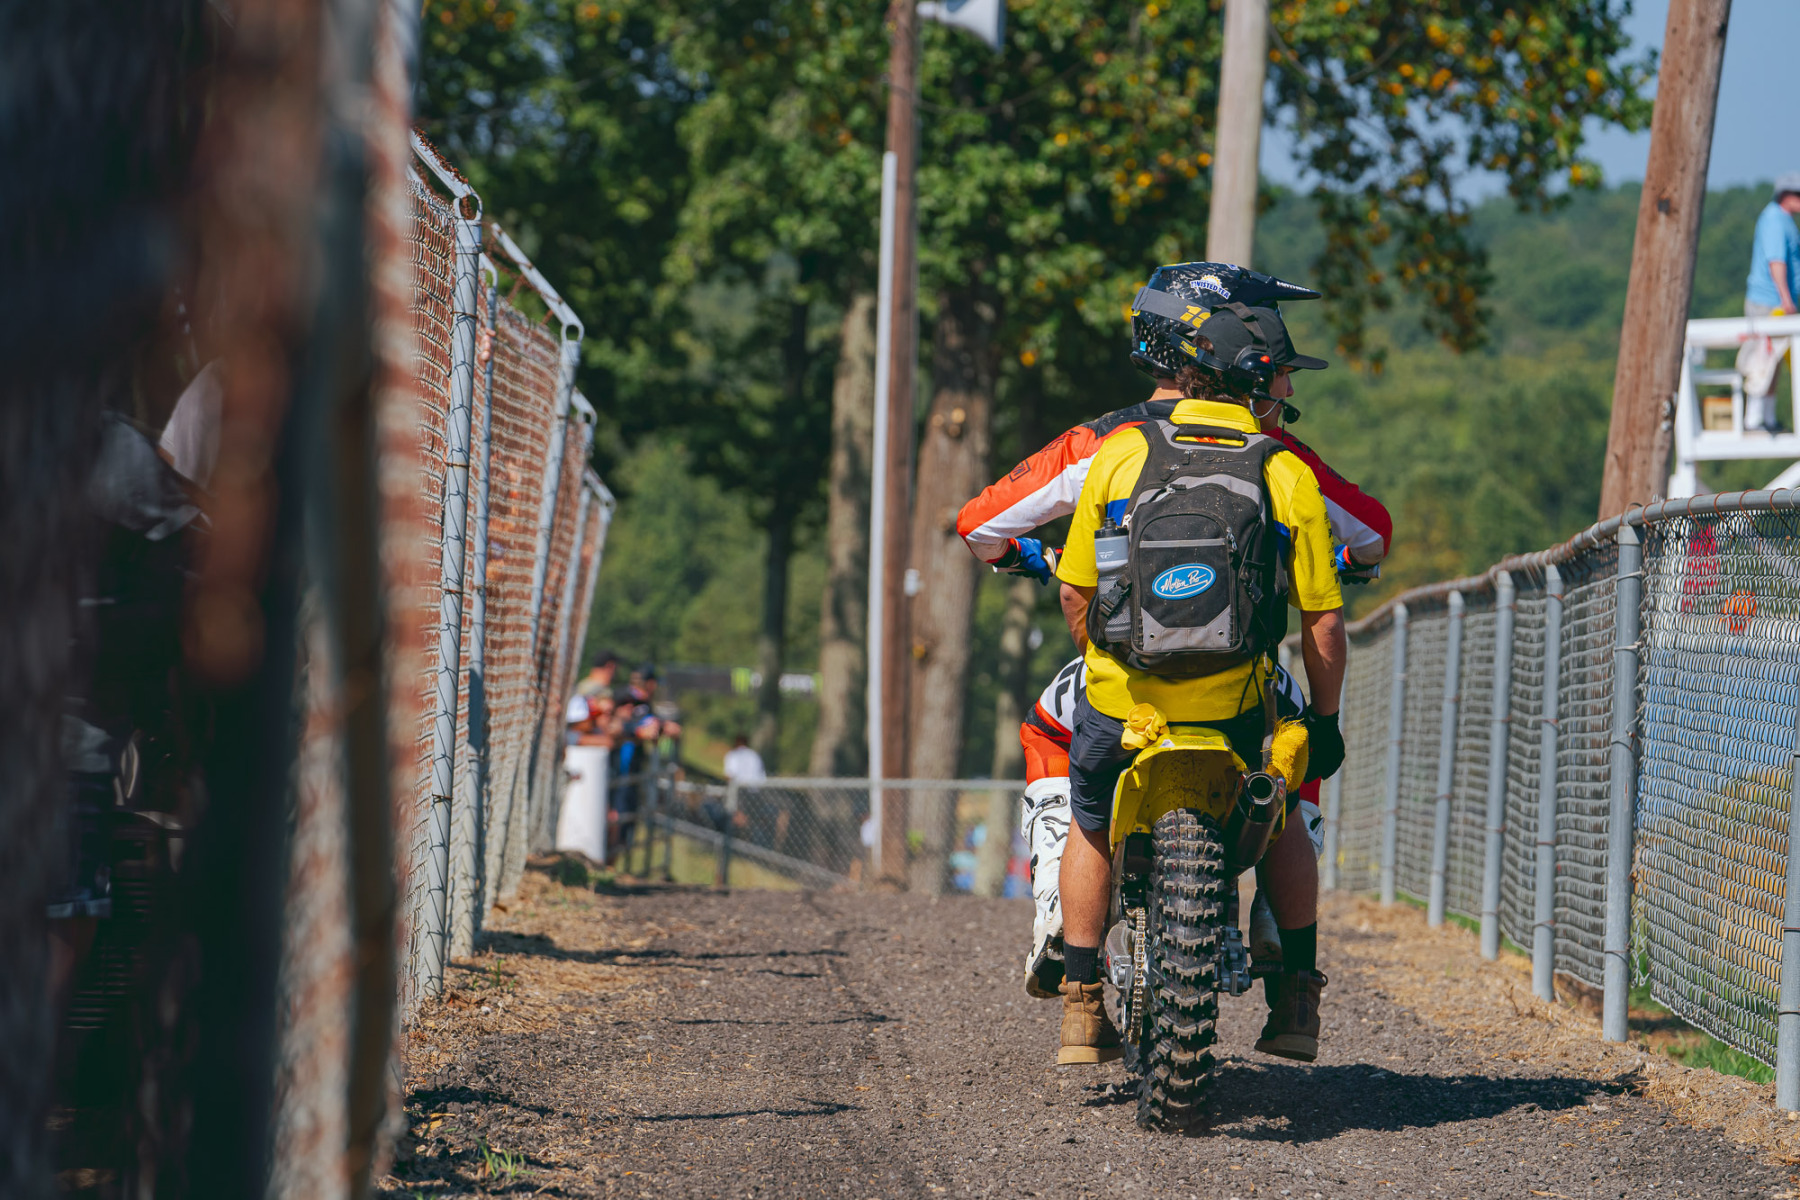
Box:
[385,135,612,1018]
[1318,490,1800,1093]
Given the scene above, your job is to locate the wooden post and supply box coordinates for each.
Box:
[1598,0,1732,517]
[877,0,919,885]
[1205,0,1268,267]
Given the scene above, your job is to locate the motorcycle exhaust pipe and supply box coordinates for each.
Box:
[1223,771,1284,869]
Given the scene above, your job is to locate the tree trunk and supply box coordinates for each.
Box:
[754,507,793,767]
[973,574,1039,895]
[906,285,998,893]
[808,293,875,779]
[989,378,1045,784]
[973,384,1046,894]
[753,300,811,767]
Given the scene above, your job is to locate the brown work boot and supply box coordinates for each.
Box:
[1057,979,1123,1065]
[1254,970,1327,1063]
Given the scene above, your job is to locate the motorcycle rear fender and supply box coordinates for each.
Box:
[1110,731,1287,854]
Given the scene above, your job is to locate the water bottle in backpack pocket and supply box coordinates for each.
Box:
[1090,514,1134,648]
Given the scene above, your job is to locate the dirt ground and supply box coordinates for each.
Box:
[382,862,1800,1199]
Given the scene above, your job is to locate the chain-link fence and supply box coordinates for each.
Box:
[1330,615,1394,895]
[379,135,609,1018]
[1636,509,1800,1066]
[1324,490,1800,1087]
[617,774,1030,896]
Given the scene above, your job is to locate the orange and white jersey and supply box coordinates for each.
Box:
[958,401,1392,567]
[1020,658,1084,786]
[958,403,1173,565]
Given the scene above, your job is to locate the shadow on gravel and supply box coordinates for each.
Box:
[1196,1060,1612,1141]
[668,1013,891,1027]
[634,1097,862,1123]
[480,930,848,967]
[407,1084,557,1118]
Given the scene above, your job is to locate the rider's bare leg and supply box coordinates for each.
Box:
[1060,822,1112,961]
[1257,821,1318,932]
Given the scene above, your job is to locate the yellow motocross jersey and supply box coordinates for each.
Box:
[1056,398,1343,721]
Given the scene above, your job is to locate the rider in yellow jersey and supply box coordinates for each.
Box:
[1051,263,1348,1066]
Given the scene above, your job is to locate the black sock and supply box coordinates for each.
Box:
[1279,923,1317,975]
[1064,942,1100,986]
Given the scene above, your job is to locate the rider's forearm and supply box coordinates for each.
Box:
[1060,582,1094,653]
[1299,608,1346,716]
[1774,262,1796,313]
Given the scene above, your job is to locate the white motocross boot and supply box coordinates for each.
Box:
[1021,778,1071,998]
[1249,799,1326,976]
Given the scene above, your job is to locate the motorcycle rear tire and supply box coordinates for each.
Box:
[1136,807,1226,1131]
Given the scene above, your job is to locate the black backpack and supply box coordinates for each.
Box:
[1086,418,1288,678]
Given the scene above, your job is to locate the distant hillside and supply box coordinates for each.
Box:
[1254,182,1779,600]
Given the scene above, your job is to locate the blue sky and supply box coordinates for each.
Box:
[1264,0,1800,196]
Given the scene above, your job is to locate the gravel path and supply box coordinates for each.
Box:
[389,876,1792,1199]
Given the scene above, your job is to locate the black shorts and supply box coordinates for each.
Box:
[1064,686,1304,835]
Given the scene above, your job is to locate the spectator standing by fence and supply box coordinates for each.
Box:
[607,665,681,865]
[576,649,618,701]
[723,733,766,784]
[1738,172,1800,432]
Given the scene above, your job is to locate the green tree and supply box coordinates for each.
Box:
[415,0,691,463]
[1272,0,1654,362]
[896,0,1648,781]
[420,0,1654,787]
[648,2,891,764]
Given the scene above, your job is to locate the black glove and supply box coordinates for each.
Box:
[1304,709,1344,783]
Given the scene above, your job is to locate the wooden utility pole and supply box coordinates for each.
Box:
[1599,0,1732,517]
[1206,0,1268,266]
[875,0,919,886]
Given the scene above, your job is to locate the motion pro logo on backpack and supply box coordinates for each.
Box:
[1150,564,1215,600]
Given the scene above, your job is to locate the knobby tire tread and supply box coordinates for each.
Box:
[1137,808,1225,1131]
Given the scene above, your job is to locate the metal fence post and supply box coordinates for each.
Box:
[454,268,498,957]
[1533,564,1565,1001]
[1322,771,1342,891]
[1321,637,1348,892]
[658,769,675,881]
[1779,668,1800,1109]
[1429,592,1465,926]
[1480,571,1516,960]
[421,182,482,996]
[636,753,661,878]
[718,780,738,887]
[1602,524,1642,1042]
[1381,603,1409,906]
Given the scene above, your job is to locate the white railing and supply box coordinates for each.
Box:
[1670,313,1800,497]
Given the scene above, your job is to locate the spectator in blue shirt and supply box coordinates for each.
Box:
[1738,173,1800,432]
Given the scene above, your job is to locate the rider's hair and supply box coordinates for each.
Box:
[1173,354,1248,406]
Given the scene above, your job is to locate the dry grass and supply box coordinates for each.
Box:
[1324,890,1800,1166]
[383,856,693,1194]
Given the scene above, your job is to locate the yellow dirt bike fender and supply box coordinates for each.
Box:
[1110,729,1251,851]
[1108,706,1309,855]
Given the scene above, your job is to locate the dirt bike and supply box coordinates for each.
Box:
[1099,682,1307,1131]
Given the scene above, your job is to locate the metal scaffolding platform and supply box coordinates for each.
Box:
[1670,312,1800,497]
